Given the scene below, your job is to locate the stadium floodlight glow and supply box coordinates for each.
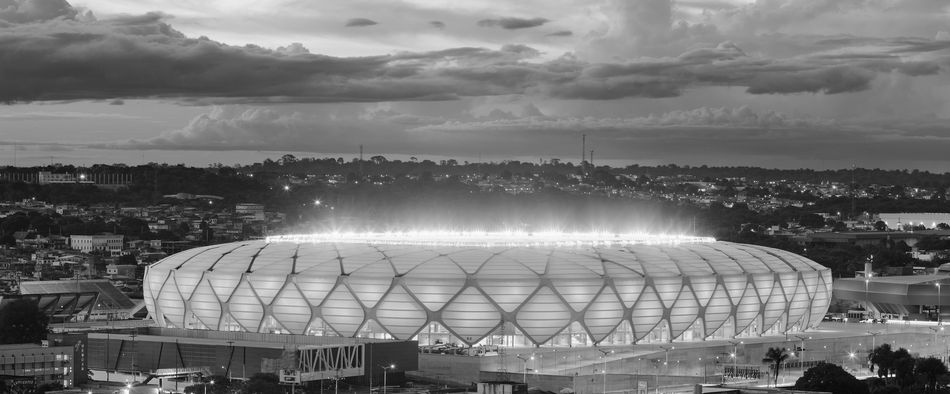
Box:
[264,231,717,247]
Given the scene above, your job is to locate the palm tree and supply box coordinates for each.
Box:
[868,343,894,382]
[763,347,791,387]
[915,356,948,392]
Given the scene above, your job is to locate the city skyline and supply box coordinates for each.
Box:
[2,0,950,170]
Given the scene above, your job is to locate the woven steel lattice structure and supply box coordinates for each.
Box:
[144,234,831,346]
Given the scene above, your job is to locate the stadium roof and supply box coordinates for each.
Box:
[20,279,137,310]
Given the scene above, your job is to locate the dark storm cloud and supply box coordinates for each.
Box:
[344,17,378,27]
[476,17,549,30]
[429,20,445,29]
[0,3,948,103]
[546,30,573,37]
[0,0,77,24]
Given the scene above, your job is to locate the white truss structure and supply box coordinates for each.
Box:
[144,236,832,346]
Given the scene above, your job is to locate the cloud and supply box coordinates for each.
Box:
[0,0,78,24]
[344,17,377,27]
[0,3,947,103]
[477,17,549,30]
[0,111,141,120]
[546,30,572,37]
[429,20,445,29]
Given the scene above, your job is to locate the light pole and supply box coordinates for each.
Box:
[515,355,531,384]
[793,335,809,372]
[936,282,942,322]
[727,341,742,381]
[382,364,395,394]
[597,348,612,394]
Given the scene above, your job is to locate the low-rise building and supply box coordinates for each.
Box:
[69,235,124,255]
[0,343,76,389]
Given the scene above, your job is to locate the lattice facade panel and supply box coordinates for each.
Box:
[145,239,832,346]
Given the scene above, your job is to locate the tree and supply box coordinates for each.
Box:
[915,357,948,392]
[794,362,867,394]
[875,220,888,231]
[891,347,915,387]
[0,298,50,344]
[244,373,282,394]
[762,347,790,387]
[869,344,894,381]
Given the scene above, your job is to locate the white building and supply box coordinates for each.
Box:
[69,235,124,255]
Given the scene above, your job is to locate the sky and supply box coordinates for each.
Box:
[1,0,950,170]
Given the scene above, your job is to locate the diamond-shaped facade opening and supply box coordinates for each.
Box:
[404,277,466,312]
[517,286,573,344]
[547,250,604,277]
[271,282,311,334]
[348,261,395,308]
[734,284,760,334]
[295,264,338,305]
[786,278,812,329]
[188,277,221,331]
[320,285,365,337]
[261,315,287,334]
[144,268,169,314]
[703,284,732,337]
[551,278,606,313]
[173,269,205,300]
[722,275,748,303]
[441,287,502,345]
[375,286,427,340]
[387,248,439,275]
[668,291,699,340]
[652,277,683,309]
[478,260,541,313]
[801,271,821,297]
[500,249,551,275]
[689,276,718,307]
[157,275,186,327]
[447,249,499,274]
[753,274,776,304]
[337,245,384,273]
[247,273,288,305]
[762,283,787,332]
[208,272,243,303]
[807,275,831,329]
[584,287,625,343]
[227,279,265,332]
[613,277,646,308]
[306,317,337,336]
[630,287,664,341]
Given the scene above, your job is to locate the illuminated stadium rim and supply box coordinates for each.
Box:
[264,232,717,247]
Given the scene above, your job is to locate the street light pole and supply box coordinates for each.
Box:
[727,341,742,382]
[793,335,809,373]
[382,364,395,394]
[936,282,942,323]
[597,348,612,394]
[516,355,529,384]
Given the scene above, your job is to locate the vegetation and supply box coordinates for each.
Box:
[866,344,950,393]
[794,362,867,394]
[0,298,49,344]
[762,347,790,387]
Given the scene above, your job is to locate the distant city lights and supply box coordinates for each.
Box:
[265,231,715,247]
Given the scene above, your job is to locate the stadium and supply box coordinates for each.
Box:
[144,232,832,347]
